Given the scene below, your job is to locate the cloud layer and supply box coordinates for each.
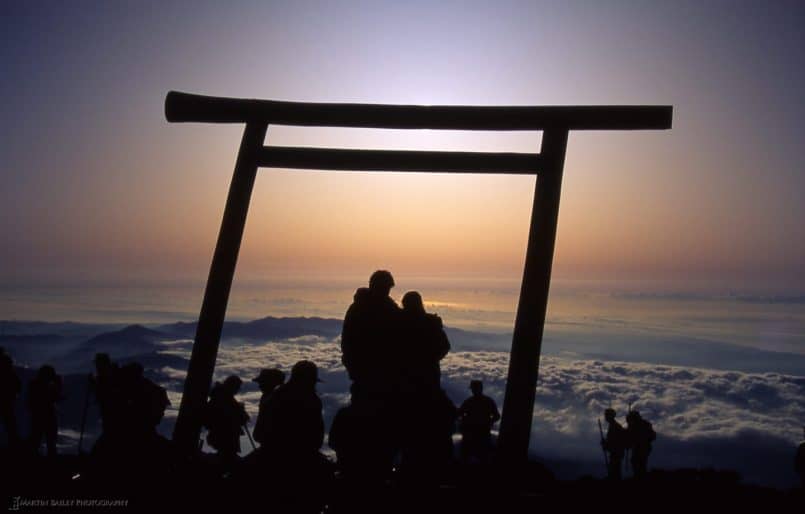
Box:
[151,337,805,487]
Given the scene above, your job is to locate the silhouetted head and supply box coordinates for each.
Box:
[626,410,642,424]
[354,287,371,303]
[402,291,425,314]
[470,380,483,395]
[222,375,243,395]
[369,270,395,297]
[94,352,113,371]
[37,364,57,381]
[253,368,285,393]
[290,360,321,389]
[604,408,616,422]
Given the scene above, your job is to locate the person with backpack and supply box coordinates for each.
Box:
[203,375,249,470]
[626,410,656,479]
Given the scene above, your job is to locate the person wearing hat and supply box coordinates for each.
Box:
[602,408,628,480]
[256,361,330,513]
[258,361,324,459]
[252,368,285,445]
[457,380,500,464]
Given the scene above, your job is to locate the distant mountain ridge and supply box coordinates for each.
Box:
[159,316,343,340]
[3,315,805,376]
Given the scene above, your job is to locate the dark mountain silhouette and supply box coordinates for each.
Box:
[4,316,805,376]
[68,325,169,365]
[159,316,343,341]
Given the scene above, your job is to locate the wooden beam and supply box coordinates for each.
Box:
[166,91,672,131]
[258,146,542,173]
[171,122,267,453]
[498,128,569,462]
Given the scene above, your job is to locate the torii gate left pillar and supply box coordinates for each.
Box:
[164,91,672,459]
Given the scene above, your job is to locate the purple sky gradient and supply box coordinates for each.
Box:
[1,1,804,292]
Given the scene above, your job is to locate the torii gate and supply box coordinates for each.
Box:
[165,91,672,459]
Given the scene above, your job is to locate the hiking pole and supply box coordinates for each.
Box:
[78,373,92,455]
[597,419,609,470]
[625,402,632,475]
[243,422,257,451]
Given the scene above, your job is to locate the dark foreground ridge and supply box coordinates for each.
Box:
[1,452,801,511]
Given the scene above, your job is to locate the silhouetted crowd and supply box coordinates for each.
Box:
[0,271,503,497]
[2,271,805,500]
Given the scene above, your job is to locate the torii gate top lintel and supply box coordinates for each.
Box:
[166,90,672,460]
[167,90,672,130]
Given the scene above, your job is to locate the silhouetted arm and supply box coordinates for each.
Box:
[340,304,359,378]
[429,314,450,360]
[489,397,501,424]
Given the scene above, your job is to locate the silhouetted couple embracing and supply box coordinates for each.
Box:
[335,270,454,484]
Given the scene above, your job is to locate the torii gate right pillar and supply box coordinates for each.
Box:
[497,128,569,462]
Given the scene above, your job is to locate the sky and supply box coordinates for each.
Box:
[2,0,804,293]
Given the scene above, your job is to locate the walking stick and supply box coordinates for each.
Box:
[598,419,609,470]
[625,402,632,475]
[78,373,92,455]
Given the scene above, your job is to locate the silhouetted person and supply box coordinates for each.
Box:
[626,410,655,478]
[27,365,63,456]
[0,351,21,448]
[88,360,175,483]
[340,270,403,476]
[256,360,332,509]
[118,362,171,439]
[399,291,450,393]
[602,408,627,480]
[251,368,285,445]
[457,380,500,464]
[796,427,805,489]
[259,360,324,458]
[90,353,121,439]
[341,270,402,397]
[203,375,248,468]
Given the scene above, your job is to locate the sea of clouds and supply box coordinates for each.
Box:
[3,321,803,488]
[150,336,805,488]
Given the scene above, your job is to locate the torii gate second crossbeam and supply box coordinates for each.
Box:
[164,91,673,460]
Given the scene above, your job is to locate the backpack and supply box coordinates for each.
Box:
[645,421,656,442]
